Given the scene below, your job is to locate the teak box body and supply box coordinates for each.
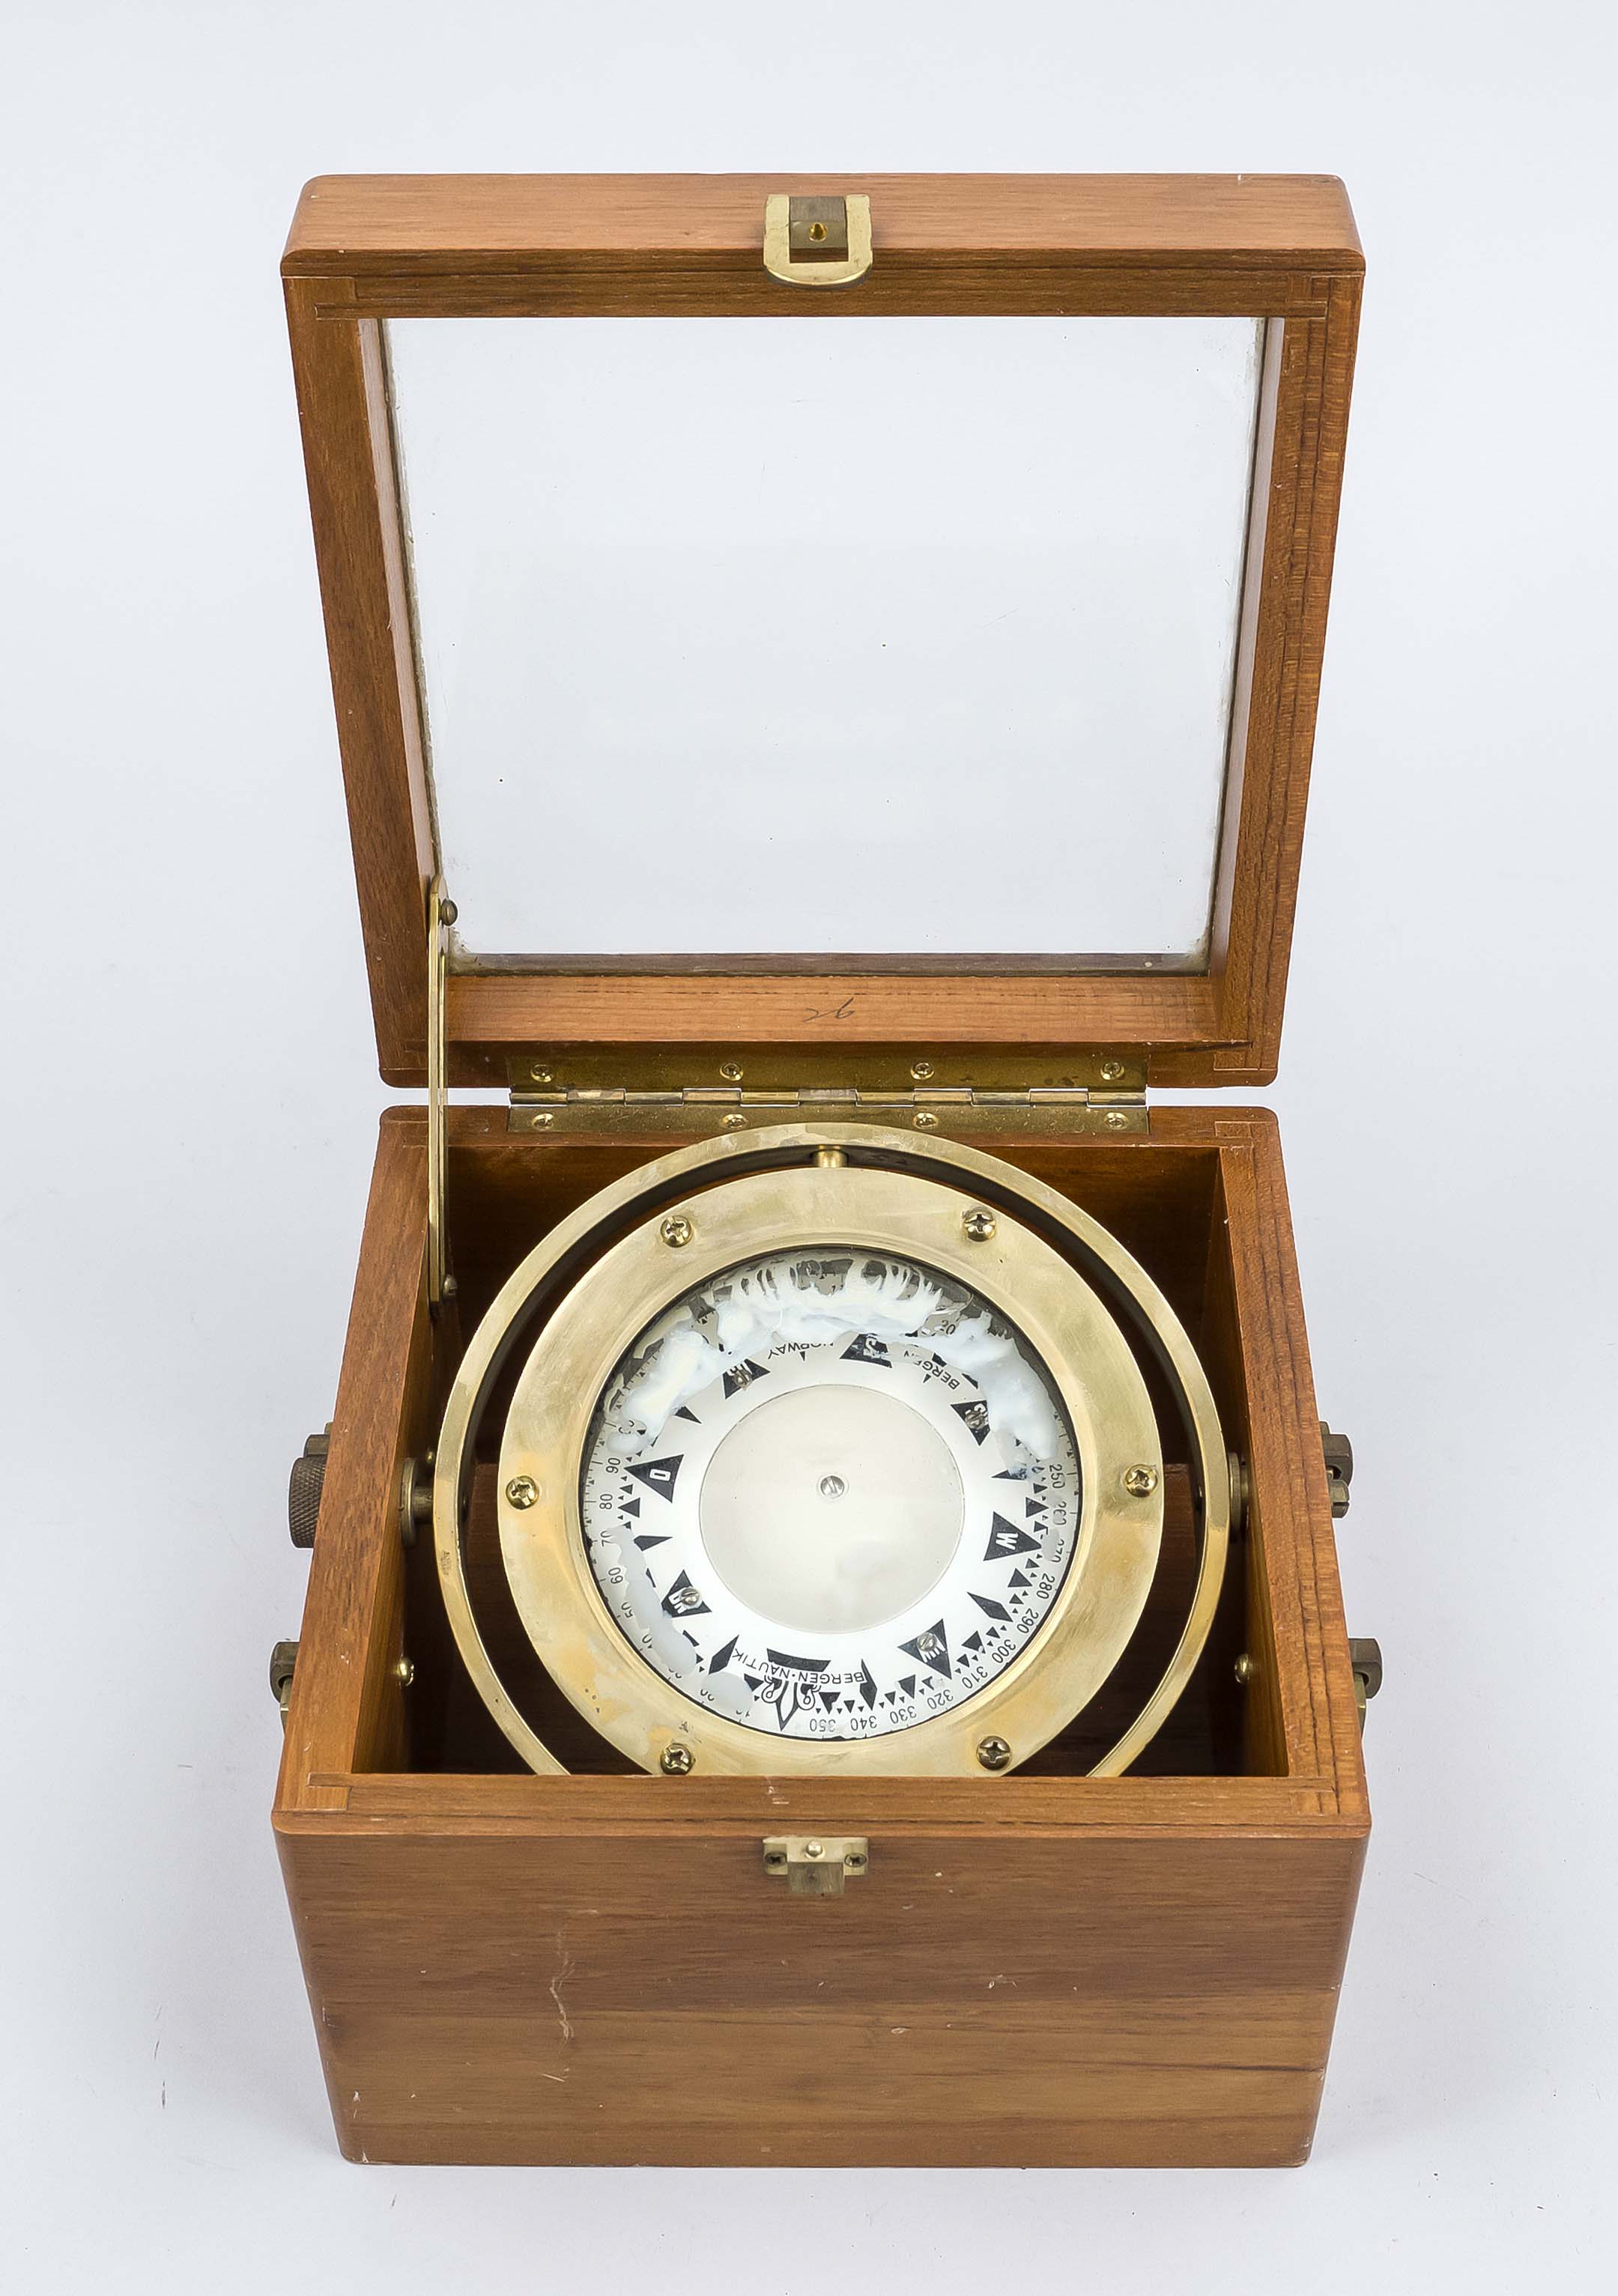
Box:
[274,174,1369,2167]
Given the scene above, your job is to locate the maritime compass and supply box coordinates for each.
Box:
[434,1124,1231,1778]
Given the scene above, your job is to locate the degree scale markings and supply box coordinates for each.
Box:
[579,1248,1082,1743]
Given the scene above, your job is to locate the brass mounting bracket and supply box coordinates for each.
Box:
[763,194,873,288]
[1349,1638,1383,1731]
[270,1639,298,1724]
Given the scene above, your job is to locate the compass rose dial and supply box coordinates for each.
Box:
[578,1248,1082,1740]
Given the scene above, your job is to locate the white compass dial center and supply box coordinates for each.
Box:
[699,1384,965,1636]
[578,1245,1084,1743]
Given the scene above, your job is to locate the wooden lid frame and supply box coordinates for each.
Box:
[283,174,1362,1090]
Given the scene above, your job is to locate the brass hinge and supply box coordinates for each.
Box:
[505,1045,1148,1140]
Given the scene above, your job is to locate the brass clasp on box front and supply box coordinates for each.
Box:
[763,1836,870,1895]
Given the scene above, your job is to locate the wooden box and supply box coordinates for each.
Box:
[275,174,1371,2167]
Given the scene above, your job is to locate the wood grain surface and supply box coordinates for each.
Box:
[285,172,1363,273]
[282,174,1361,1090]
[274,1104,1369,2164]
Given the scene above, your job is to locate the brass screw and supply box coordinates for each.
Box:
[718,1061,744,1081]
[661,1215,694,1248]
[911,1059,936,1081]
[844,1850,867,1870]
[660,1743,694,1775]
[1123,1463,1160,1498]
[505,1475,539,1509]
[1234,1652,1256,1687]
[438,897,458,926]
[976,1736,1013,1772]
[808,220,828,242]
[765,1849,787,1869]
[803,1839,824,1859]
[963,1208,996,1243]
[1100,1057,1124,1082]
[913,1111,939,1130]
[527,1111,553,1130]
[529,1063,552,1084]
[721,1112,748,1129]
[394,1656,415,1686]
[1104,1110,1130,1132]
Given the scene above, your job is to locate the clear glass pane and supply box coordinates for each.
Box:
[387,315,1264,969]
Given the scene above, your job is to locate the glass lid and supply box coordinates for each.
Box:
[387,313,1267,975]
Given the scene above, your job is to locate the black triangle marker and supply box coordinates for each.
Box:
[627,1454,683,1501]
[984,1513,1040,1560]
[951,1400,990,1445]
[899,1621,952,1679]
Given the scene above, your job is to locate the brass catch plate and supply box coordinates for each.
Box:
[763,194,873,288]
[763,1836,869,1895]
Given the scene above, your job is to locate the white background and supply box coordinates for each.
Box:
[3,3,1614,2289]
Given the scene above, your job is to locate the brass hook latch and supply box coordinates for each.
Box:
[763,194,873,288]
[426,875,457,1313]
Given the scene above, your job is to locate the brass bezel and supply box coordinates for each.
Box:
[432,1123,1231,1779]
[497,1164,1163,1778]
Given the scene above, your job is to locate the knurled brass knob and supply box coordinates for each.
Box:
[288,1427,331,1549]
